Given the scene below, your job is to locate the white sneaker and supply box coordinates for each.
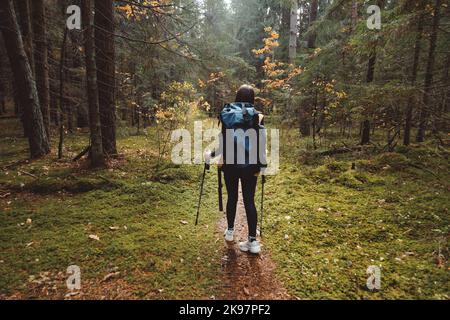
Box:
[224,229,234,242]
[239,240,261,254]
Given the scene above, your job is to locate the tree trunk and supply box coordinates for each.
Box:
[289,0,298,64]
[279,2,291,63]
[58,28,68,160]
[16,0,34,135]
[361,120,371,145]
[438,53,450,133]
[95,0,117,156]
[404,12,424,146]
[0,0,50,158]
[65,44,75,133]
[16,0,34,75]
[307,0,318,49]
[299,113,311,137]
[82,0,105,167]
[31,0,51,136]
[361,51,376,145]
[48,41,59,126]
[0,76,4,115]
[0,41,6,114]
[351,1,358,32]
[417,0,441,142]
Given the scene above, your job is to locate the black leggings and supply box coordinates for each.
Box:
[223,167,258,238]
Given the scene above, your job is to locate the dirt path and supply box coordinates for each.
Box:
[217,184,290,300]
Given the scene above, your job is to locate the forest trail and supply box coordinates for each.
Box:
[217,184,290,300]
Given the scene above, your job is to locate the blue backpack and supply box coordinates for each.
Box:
[219,103,266,169]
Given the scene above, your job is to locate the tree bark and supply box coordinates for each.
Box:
[16,0,34,135]
[0,72,5,115]
[404,11,424,146]
[439,53,450,133]
[351,1,358,32]
[0,39,6,114]
[417,0,441,142]
[31,0,51,136]
[0,0,50,158]
[289,0,298,64]
[361,51,376,145]
[65,43,75,133]
[82,0,105,167]
[307,0,318,49]
[58,28,68,160]
[48,41,59,126]
[16,0,34,75]
[360,0,385,146]
[95,0,117,156]
[279,3,291,62]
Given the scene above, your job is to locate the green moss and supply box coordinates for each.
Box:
[0,124,222,299]
[1,119,449,300]
[263,132,450,300]
[333,171,364,189]
[375,153,410,170]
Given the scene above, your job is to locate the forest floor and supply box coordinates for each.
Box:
[217,186,290,300]
[0,116,449,300]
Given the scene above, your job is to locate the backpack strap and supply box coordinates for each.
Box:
[241,102,248,115]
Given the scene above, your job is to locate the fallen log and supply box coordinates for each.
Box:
[73,146,91,162]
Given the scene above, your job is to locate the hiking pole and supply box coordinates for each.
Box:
[218,167,223,213]
[260,175,266,238]
[195,163,209,226]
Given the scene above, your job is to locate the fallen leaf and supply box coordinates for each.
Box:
[243,287,250,296]
[102,272,120,282]
[89,234,100,241]
[65,292,80,298]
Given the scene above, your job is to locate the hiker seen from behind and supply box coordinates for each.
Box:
[205,85,268,254]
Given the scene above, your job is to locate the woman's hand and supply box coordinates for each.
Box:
[255,168,266,177]
[204,150,212,164]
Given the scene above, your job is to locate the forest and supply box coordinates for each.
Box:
[0,0,449,300]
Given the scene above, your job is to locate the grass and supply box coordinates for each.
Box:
[0,118,222,299]
[263,128,450,300]
[0,117,448,300]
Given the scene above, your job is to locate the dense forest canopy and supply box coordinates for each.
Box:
[0,0,448,162]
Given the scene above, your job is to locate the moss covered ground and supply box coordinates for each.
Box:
[0,118,448,299]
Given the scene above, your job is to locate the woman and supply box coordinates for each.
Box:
[206,85,265,254]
